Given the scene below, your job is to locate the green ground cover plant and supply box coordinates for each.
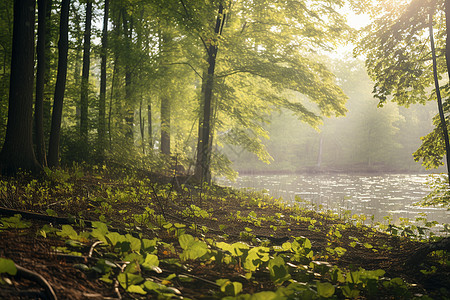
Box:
[0,165,448,299]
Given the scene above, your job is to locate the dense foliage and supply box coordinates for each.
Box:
[0,0,350,179]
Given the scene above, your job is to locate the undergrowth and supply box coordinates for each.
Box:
[0,165,448,299]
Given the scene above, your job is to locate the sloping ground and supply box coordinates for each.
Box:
[0,169,449,299]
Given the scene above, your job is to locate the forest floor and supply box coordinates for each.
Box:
[0,166,449,299]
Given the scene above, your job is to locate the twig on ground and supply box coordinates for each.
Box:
[15,264,58,300]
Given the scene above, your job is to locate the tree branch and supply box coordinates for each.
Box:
[162,62,203,79]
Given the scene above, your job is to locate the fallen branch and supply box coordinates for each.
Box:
[0,206,92,227]
[15,264,58,300]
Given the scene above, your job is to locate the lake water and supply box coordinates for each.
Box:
[218,174,449,226]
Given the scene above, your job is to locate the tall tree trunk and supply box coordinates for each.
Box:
[160,97,170,155]
[72,3,82,125]
[43,0,53,139]
[430,14,450,185]
[0,0,40,175]
[148,102,153,150]
[139,97,145,154]
[80,0,92,146]
[47,0,70,168]
[98,0,109,159]
[123,10,134,145]
[34,0,48,166]
[317,134,323,169]
[194,3,225,183]
[108,60,117,150]
[444,0,450,185]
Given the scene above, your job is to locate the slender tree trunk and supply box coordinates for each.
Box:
[148,102,153,150]
[194,3,225,183]
[72,4,82,124]
[160,97,170,155]
[0,0,40,175]
[98,0,109,159]
[123,10,134,145]
[47,0,70,168]
[80,0,92,146]
[108,60,117,150]
[430,14,450,185]
[43,0,52,138]
[317,134,323,169]
[443,0,450,185]
[34,0,48,166]
[139,97,145,154]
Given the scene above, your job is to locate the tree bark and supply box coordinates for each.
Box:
[430,14,450,185]
[98,0,109,159]
[0,0,40,175]
[148,102,153,150]
[194,3,225,183]
[47,0,70,168]
[139,97,145,154]
[72,3,82,126]
[123,10,134,145]
[160,97,170,155]
[80,0,92,146]
[34,0,48,166]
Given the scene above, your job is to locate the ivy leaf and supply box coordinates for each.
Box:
[105,232,126,247]
[316,281,335,298]
[117,272,144,289]
[125,234,141,252]
[127,284,147,294]
[268,256,291,284]
[57,225,79,240]
[178,234,208,261]
[142,254,162,273]
[216,279,243,296]
[143,280,161,291]
[90,221,109,243]
[141,238,158,253]
[0,258,17,275]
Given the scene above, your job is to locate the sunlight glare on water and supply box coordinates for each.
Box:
[218,174,449,225]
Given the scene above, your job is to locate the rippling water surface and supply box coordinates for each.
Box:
[218,174,449,225]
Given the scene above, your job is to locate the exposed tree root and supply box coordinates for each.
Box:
[15,264,58,300]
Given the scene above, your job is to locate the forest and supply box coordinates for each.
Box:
[0,0,449,299]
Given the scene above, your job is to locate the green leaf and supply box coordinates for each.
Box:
[316,282,335,298]
[268,256,290,284]
[244,246,270,271]
[341,285,360,298]
[179,234,208,261]
[248,291,278,299]
[46,209,58,217]
[127,284,147,294]
[142,254,162,273]
[179,234,194,250]
[90,221,109,243]
[1,215,31,229]
[57,225,79,240]
[334,247,347,257]
[117,272,144,288]
[0,258,17,275]
[125,234,141,252]
[143,280,162,291]
[216,279,243,296]
[105,232,126,247]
